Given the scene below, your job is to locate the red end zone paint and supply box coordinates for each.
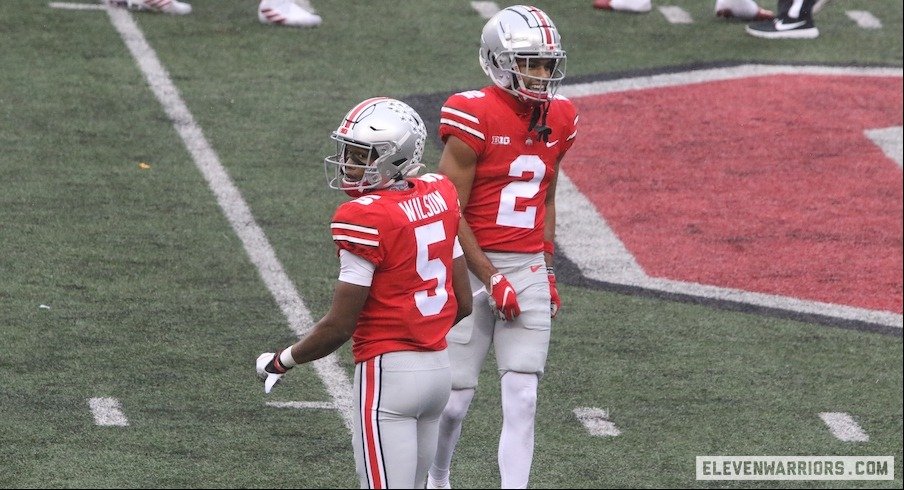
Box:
[565,75,902,313]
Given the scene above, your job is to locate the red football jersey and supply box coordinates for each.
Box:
[439,85,578,253]
[330,174,462,363]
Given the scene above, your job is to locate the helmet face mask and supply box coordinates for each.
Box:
[510,54,566,102]
[334,138,385,194]
[324,98,426,196]
[479,5,567,102]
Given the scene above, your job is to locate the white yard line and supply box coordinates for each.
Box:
[103,5,354,432]
[88,397,130,426]
[470,1,499,19]
[267,401,338,410]
[573,407,621,437]
[49,1,105,10]
[819,412,869,442]
[846,10,882,29]
[658,6,693,24]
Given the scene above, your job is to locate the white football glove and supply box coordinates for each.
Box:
[256,352,285,394]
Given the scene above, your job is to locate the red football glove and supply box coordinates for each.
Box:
[489,273,521,321]
[548,267,561,318]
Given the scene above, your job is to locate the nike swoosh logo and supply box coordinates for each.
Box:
[502,287,514,306]
[545,140,559,148]
[774,19,806,30]
[530,265,543,273]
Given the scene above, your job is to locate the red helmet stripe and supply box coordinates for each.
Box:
[338,97,388,135]
[526,6,554,47]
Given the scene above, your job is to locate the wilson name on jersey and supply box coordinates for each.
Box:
[439,86,578,253]
[330,174,462,363]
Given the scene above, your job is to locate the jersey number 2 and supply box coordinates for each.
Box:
[496,155,546,229]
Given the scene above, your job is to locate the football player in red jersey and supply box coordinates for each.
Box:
[256,98,472,489]
[427,6,578,489]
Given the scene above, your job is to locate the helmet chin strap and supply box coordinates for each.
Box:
[528,102,552,142]
[510,74,552,141]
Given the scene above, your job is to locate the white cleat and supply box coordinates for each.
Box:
[258,0,322,28]
[107,0,192,15]
[256,353,284,394]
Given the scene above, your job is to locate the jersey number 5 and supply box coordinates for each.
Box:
[496,155,546,229]
[414,221,449,317]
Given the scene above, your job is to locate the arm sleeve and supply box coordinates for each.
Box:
[331,202,385,266]
[337,249,376,287]
[438,94,486,157]
[453,236,463,259]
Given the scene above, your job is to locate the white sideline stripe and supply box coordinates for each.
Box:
[864,126,903,168]
[658,6,693,24]
[88,397,129,426]
[573,407,621,437]
[846,10,882,29]
[267,401,337,410]
[470,1,499,19]
[819,412,869,442]
[104,7,354,432]
[49,2,105,10]
[557,65,904,330]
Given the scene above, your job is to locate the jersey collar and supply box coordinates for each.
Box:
[489,85,538,118]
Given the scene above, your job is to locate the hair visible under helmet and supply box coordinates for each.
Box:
[324,97,427,196]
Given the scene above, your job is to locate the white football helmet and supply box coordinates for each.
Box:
[479,5,566,102]
[324,98,427,196]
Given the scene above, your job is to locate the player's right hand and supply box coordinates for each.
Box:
[256,351,288,394]
[488,273,521,321]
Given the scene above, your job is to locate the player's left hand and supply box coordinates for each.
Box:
[548,267,561,318]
